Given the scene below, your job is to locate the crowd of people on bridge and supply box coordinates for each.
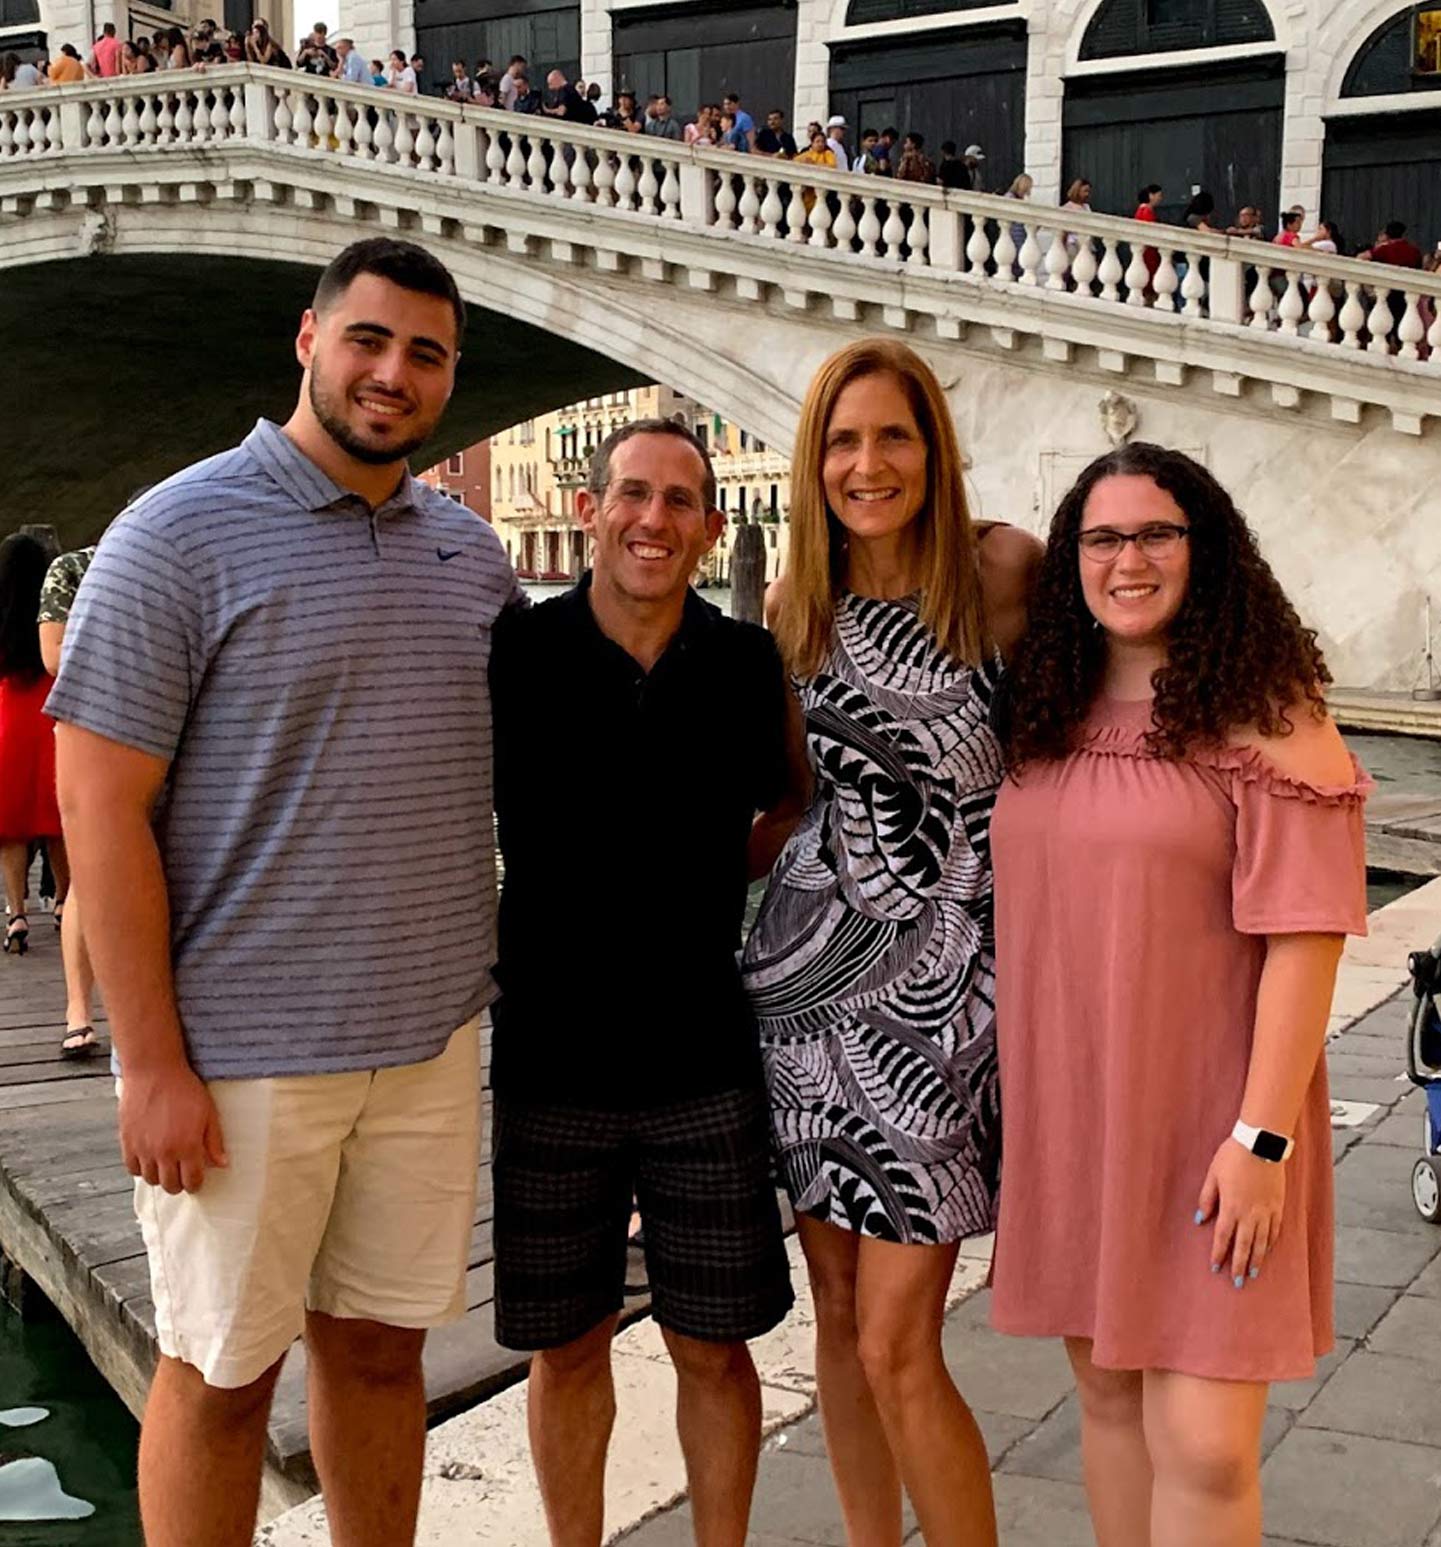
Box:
[3,233,1372,1547]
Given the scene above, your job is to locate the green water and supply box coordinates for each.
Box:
[0,1302,140,1547]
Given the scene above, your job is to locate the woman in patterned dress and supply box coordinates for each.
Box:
[743,339,1039,1546]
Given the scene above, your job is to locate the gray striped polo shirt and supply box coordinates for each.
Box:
[47,419,522,1081]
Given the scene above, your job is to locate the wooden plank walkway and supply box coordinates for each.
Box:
[0,896,625,1521]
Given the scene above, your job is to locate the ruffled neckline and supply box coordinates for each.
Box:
[1080,698,1374,806]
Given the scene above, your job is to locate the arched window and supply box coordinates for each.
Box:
[508,466,516,502]
[495,466,503,501]
[845,0,1009,26]
[1343,6,1441,97]
[1079,0,1273,61]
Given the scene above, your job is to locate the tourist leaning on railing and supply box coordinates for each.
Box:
[991,442,1370,1547]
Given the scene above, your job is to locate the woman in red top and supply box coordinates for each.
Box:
[0,533,67,957]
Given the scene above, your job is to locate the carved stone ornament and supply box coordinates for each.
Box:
[1098,391,1138,446]
[79,208,114,257]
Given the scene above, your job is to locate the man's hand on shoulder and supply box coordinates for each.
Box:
[977,523,1043,659]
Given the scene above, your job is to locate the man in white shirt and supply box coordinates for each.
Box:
[499,54,527,110]
[825,115,849,173]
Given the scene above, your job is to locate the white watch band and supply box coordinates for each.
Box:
[1232,1119,1295,1162]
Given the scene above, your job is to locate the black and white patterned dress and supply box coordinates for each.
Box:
[741,592,1002,1245]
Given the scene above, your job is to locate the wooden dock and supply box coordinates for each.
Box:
[0,907,588,1522]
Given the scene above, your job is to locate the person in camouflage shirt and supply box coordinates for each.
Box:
[37,546,97,630]
[37,544,99,1057]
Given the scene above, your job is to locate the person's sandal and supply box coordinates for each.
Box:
[3,914,28,956]
[60,1027,99,1060]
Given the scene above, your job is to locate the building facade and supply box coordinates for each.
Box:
[10,0,295,67]
[484,386,792,585]
[418,438,494,520]
[335,0,1441,250]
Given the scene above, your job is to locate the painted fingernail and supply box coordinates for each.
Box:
[1249,1267,1260,1279]
[1211,1262,1221,1274]
[1234,1275,1245,1290]
[1194,1210,1206,1225]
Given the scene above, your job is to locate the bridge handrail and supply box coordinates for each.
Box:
[4,63,1441,365]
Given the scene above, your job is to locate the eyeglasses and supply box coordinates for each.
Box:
[1076,524,1190,562]
[605,479,707,518]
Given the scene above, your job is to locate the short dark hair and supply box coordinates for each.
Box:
[1138,183,1162,202]
[1385,219,1407,239]
[101,21,115,34]
[905,131,924,149]
[507,53,526,66]
[1282,208,1302,229]
[588,419,718,510]
[723,91,740,104]
[882,126,897,139]
[940,140,956,155]
[313,238,466,346]
[0,533,50,683]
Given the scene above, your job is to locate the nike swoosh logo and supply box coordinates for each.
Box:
[437,548,463,562]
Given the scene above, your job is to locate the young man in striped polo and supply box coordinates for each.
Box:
[50,237,517,1547]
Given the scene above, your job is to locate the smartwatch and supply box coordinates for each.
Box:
[1232,1119,1294,1164]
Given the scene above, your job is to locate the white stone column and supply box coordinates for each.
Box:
[1025,14,1064,207]
[792,0,832,133]
[581,0,612,101]
[1278,45,1325,222]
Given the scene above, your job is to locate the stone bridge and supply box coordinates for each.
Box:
[3,64,1439,686]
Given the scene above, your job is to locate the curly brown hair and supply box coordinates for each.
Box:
[1004,443,1330,764]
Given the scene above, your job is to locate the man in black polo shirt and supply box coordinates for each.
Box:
[489,418,806,1547]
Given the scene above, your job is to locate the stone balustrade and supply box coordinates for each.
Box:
[6,65,1441,386]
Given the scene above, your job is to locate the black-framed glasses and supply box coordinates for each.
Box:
[1077,524,1190,562]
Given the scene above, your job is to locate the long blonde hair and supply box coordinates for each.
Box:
[772,338,985,678]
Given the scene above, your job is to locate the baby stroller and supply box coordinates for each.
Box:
[1406,934,1441,1222]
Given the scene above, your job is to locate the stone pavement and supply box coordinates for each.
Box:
[620,988,1441,1547]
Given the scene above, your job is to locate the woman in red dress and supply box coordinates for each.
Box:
[0,533,67,957]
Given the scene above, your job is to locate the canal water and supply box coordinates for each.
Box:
[2,604,1437,1543]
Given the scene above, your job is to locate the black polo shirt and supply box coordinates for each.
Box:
[489,575,791,1107]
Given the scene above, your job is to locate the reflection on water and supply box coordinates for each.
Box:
[0,1303,139,1546]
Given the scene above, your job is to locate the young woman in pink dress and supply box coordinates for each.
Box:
[990,443,1369,1546]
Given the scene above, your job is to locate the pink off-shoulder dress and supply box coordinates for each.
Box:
[989,696,1370,1382]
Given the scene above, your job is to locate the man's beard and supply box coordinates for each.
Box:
[309,367,431,466]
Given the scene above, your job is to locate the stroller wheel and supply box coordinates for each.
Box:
[1412,1157,1441,1223]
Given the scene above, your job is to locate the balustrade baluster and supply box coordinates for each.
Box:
[737,176,760,235]
[1366,289,1395,355]
[523,136,546,188]
[857,197,882,258]
[313,96,333,152]
[1428,308,1441,364]
[103,98,123,147]
[832,194,857,252]
[211,89,231,139]
[228,89,245,138]
[271,91,291,144]
[964,217,991,275]
[760,179,784,239]
[1398,293,1425,361]
[1306,280,1336,342]
[293,93,316,147]
[121,96,141,146]
[659,159,681,219]
[354,104,374,160]
[1180,251,1205,316]
[85,100,105,147]
[395,112,417,166]
[881,201,906,260]
[436,120,454,175]
[782,181,808,243]
[139,94,158,144]
[333,100,354,155]
[1123,244,1149,305]
[193,90,212,142]
[1153,249,1179,311]
[1276,272,1305,335]
[1339,282,1365,349]
[1097,240,1123,302]
[483,128,505,182]
[3,111,20,157]
[415,117,437,172]
[569,146,592,202]
[908,207,929,267]
[1248,266,1273,328]
[613,154,636,210]
[592,149,616,206]
[156,92,175,145]
[807,187,832,249]
[1044,229,1069,290]
[43,106,60,153]
[173,93,194,143]
[373,110,395,164]
[550,140,571,197]
[992,223,1017,280]
[1017,224,1042,285]
[1070,239,1097,297]
[637,156,660,216]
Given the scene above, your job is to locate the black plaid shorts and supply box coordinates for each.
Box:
[492,1086,794,1351]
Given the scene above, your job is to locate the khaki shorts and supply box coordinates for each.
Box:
[131,1018,482,1389]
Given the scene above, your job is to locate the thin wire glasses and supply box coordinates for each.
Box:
[1076,524,1190,562]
